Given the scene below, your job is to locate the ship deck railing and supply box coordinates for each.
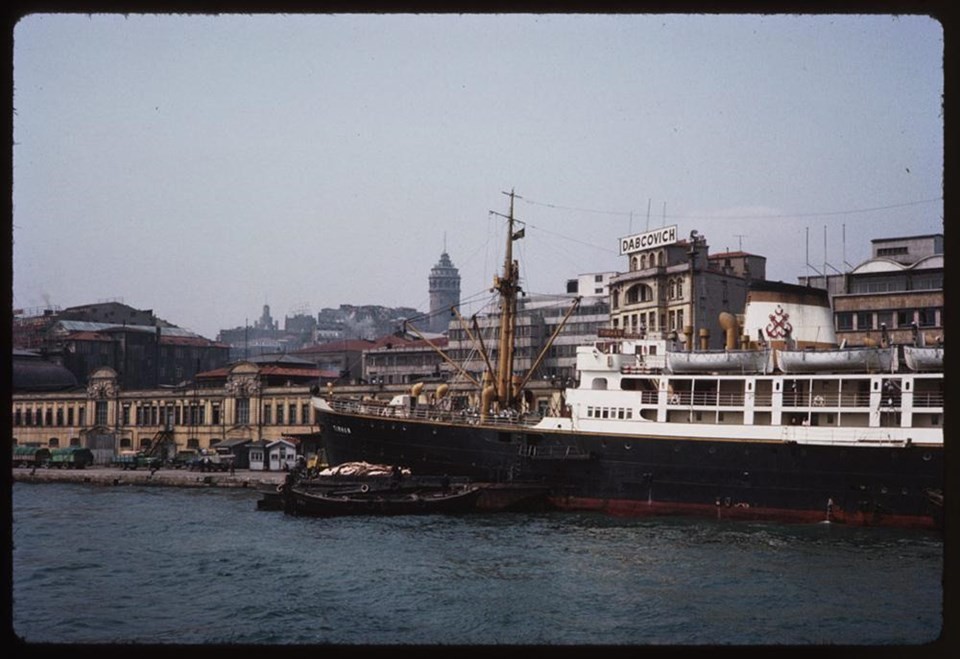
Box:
[659,392,942,409]
[325,397,547,428]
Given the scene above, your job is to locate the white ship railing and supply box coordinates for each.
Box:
[324,397,546,428]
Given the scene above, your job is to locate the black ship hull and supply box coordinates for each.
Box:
[317,408,943,530]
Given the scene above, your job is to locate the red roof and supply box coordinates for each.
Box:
[257,365,338,379]
[66,331,114,341]
[368,336,447,350]
[294,334,446,354]
[294,339,378,354]
[196,365,339,380]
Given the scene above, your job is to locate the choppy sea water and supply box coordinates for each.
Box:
[11,482,944,646]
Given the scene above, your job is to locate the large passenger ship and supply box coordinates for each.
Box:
[313,194,943,529]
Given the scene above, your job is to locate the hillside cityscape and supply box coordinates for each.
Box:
[12,228,943,395]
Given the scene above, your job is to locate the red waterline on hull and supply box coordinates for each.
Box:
[549,496,939,531]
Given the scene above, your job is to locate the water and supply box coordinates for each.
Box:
[12,482,944,646]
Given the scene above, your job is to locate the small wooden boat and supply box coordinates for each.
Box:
[282,483,483,517]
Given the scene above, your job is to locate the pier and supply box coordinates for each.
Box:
[11,466,287,490]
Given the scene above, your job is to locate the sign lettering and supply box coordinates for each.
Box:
[619,225,678,255]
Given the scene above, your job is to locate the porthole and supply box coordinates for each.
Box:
[624,442,632,450]
[923,452,932,462]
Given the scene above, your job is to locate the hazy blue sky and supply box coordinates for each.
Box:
[12,13,943,339]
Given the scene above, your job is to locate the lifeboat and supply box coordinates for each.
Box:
[903,345,943,372]
[776,346,894,374]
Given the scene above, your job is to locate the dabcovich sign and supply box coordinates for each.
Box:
[619,225,678,256]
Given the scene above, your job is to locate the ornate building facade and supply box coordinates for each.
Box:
[11,357,337,466]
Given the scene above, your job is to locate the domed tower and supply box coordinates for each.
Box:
[428,250,461,334]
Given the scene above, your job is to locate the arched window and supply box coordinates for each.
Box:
[187,438,200,449]
[640,255,647,269]
[70,437,81,447]
[612,290,620,309]
[48,437,59,448]
[669,280,676,299]
[626,284,653,305]
[120,438,132,449]
[631,256,638,271]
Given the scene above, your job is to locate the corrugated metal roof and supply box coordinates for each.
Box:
[55,320,201,338]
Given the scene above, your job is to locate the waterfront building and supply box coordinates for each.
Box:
[797,233,944,346]
[293,338,380,384]
[444,281,612,388]
[11,353,337,466]
[566,272,617,297]
[608,226,766,348]
[427,250,461,334]
[13,300,230,389]
[362,335,448,386]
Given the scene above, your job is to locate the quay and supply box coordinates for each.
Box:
[11,466,287,490]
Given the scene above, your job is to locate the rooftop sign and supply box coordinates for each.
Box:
[619,225,678,255]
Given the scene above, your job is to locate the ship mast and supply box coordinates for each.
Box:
[491,189,524,409]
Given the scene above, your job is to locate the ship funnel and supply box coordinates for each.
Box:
[436,383,449,399]
[683,325,694,352]
[719,312,739,351]
[480,384,496,421]
[699,328,710,351]
[411,382,425,398]
[742,281,835,349]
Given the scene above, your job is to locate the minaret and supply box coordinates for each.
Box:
[428,246,461,334]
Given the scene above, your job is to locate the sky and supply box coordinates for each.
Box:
[11,13,944,340]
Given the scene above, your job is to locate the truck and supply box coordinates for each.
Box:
[111,451,162,471]
[187,449,235,472]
